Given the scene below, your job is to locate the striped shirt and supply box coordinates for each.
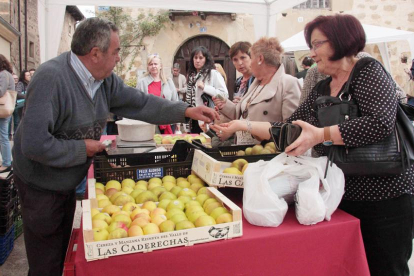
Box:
[70,52,103,99]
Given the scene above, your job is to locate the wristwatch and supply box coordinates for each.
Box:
[323,127,333,146]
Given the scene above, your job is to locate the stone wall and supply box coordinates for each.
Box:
[58,12,77,55]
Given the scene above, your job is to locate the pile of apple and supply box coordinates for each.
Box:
[96,175,206,206]
[91,176,233,241]
[154,134,208,145]
[235,142,277,156]
[222,158,249,175]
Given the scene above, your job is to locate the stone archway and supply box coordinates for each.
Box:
[174,35,236,99]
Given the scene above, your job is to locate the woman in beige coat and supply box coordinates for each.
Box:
[213,37,301,144]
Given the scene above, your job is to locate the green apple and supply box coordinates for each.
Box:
[107,221,128,233]
[245,147,253,155]
[159,191,177,201]
[251,145,264,155]
[187,211,208,223]
[121,178,136,189]
[231,159,248,171]
[148,181,162,191]
[112,213,132,228]
[216,213,233,224]
[150,208,166,218]
[196,194,210,206]
[91,208,100,218]
[98,199,112,209]
[114,194,135,206]
[190,183,204,193]
[135,191,158,204]
[143,223,160,235]
[105,188,119,198]
[158,199,172,210]
[142,201,157,212]
[93,228,109,241]
[166,209,185,220]
[185,205,204,216]
[195,215,216,227]
[108,228,128,240]
[210,207,230,220]
[92,219,108,230]
[162,181,176,191]
[204,201,223,215]
[159,220,175,232]
[170,213,188,224]
[167,200,185,211]
[170,186,183,197]
[203,198,219,209]
[223,167,243,175]
[177,181,191,189]
[129,208,145,220]
[150,186,167,198]
[178,188,197,198]
[197,187,209,195]
[96,194,110,201]
[148,177,162,186]
[152,214,167,226]
[134,183,148,191]
[109,191,127,203]
[135,180,148,187]
[185,200,201,209]
[189,178,204,185]
[177,196,192,204]
[130,189,145,199]
[122,202,139,213]
[128,225,144,237]
[95,182,105,192]
[162,175,176,184]
[102,204,121,216]
[175,220,195,230]
[176,177,187,183]
[121,186,134,195]
[106,180,121,191]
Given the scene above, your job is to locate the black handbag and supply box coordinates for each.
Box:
[313,57,414,176]
[201,93,215,109]
[270,123,302,152]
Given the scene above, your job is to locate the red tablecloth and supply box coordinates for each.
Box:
[74,187,369,276]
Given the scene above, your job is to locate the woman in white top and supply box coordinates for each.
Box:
[186,46,228,133]
[137,54,179,133]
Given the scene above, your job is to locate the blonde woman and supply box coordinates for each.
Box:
[137,54,179,101]
[137,54,179,133]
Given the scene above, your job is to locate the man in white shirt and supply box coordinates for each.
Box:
[172,63,187,101]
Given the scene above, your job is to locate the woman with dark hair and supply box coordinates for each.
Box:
[0,54,15,172]
[229,41,255,104]
[9,69,29,139]
[186,46,228,133]
[212,14,413,275]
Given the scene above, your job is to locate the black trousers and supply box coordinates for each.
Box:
[14,175,76,276]
[340,194,414,276]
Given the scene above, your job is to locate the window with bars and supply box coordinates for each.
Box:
[293,0,330,9]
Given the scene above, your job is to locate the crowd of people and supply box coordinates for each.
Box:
[2,12,413,276]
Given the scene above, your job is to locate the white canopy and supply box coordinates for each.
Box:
[38,0,307,63]
[281,24,414,72]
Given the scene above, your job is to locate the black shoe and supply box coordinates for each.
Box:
[0,166,11,173]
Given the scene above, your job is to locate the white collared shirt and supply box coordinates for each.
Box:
[70,51,103,99]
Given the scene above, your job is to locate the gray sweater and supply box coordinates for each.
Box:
[13,52,189,192]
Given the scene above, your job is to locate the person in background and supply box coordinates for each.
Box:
[230,41,255,104]
[172,63,187,101]
[212,37,301,145]
[29,68,36,77]
[12,17,218,276]
[137,54,179,134]
[0,54,15,173]
[214,63,227,85]
[212,14,414,276]
[12,73,18,85]
[186,46,228,133]
[296,56,314,79]
[9,69,30,139]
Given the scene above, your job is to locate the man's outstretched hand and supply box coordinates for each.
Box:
[185,106,220,124]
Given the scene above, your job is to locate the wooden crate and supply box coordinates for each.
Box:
[192,150,244,188]
[82,187,242,261]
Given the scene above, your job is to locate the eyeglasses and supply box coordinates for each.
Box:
[310,40,329,51]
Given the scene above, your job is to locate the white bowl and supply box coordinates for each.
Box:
[115,119,155,142]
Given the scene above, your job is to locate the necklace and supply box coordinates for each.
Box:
[241,83,267,119]
[330,72,350,96]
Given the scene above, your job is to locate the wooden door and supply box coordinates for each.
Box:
[174,35,236,99]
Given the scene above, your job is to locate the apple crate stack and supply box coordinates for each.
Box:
[0,172,17,265]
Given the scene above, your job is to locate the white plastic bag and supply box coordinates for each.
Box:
[289,155,345,224]
[243,158,289,227]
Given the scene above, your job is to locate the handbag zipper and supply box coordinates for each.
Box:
[395,126,401,153]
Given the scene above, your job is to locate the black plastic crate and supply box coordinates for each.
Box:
[0,225,14,265]
[0,172,14,205]
[95,161,193,183]
[0,199,15,235]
